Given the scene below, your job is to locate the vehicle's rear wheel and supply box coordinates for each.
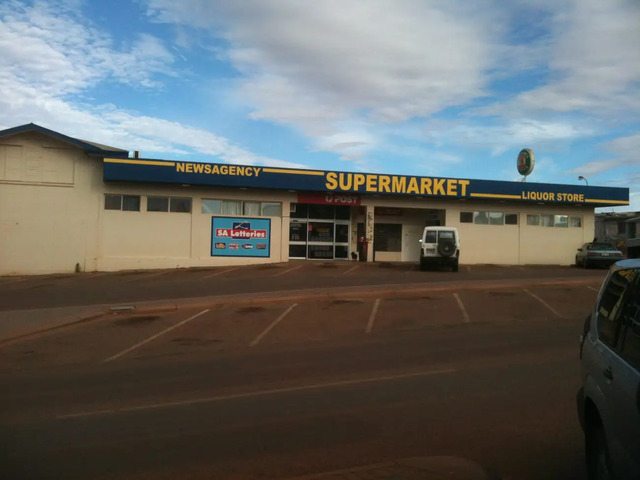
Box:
[586,420,612,480]
[452,260,459,272]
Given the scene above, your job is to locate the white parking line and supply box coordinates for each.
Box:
[587,285,599,292]
[453,293,470,323]
[203,267,239,278]
[57,367,456,419]
[103,309,210,362]
[123,270,171,283]
[524,289,562,317]
[343,265,361,275]
[272,265,302,277]
[250,304,297,346]
[85,272,112,280]
[365,298,381,334]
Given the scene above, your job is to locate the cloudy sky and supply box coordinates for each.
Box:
[1,0,639,210]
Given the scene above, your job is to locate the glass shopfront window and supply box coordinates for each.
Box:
[288,203,351,260]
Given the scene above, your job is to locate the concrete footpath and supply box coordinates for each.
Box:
[287,456,502,480]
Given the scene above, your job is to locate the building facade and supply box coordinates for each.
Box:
[0,124,630,275]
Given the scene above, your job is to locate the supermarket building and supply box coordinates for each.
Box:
[0,123,629,275]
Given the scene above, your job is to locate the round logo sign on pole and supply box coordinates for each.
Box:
[517,148,535,176]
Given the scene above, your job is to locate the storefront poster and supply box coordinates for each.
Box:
[211,217,271,257]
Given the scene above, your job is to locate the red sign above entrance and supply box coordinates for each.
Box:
[297,192,361,206]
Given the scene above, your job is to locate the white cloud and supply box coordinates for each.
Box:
[0,1,176,94]
[0,1,299,168]
[144,0,499,156]
[567,132,640,177]
[422,118,591,155]
[505,0,640,115]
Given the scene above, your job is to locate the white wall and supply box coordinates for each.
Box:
[97,183,291,271]
[0,131,597,274]
[0,132,103,275]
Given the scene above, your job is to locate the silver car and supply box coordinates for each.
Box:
[575,242,624,269]
[577,259,640,480]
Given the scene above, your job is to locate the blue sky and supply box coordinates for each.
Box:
[1,0,639,211]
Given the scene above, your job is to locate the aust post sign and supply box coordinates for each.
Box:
[211,217,271,257]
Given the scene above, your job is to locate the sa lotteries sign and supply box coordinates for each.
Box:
[211,217,271,257]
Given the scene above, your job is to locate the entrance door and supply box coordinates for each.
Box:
[288,203,351,260]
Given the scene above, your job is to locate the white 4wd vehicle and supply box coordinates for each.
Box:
[419,226,460,272]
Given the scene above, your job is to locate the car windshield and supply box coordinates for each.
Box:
[588,243,617,251]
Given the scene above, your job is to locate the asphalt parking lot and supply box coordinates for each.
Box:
[0,277,601,372]
[0,261,607,310]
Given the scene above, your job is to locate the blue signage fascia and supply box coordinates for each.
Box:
[103,158,629,207]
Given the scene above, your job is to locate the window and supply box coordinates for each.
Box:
[374,223,402,252]
[617,222,626,235]
[597,269,638,348]
[541,215,554,227]
[335,206,351,220]
[570,216,582,228]
[621,312,640,371]
[221,200,242,215]
[147,197,169,212]
[335,224,349,243]
[289,244,306,258]
[462,211,515,226]
[147,196,191,213]
[104,194,140,211]
[489,212,504,225]
[105,194,122,210]
[290,203,308,219]
[474,212,489,225]
[460,212,473,223]
[527,214,540,226]
[262,202,282,217]
[554,215,568,228]
[170,197,191,213]
[202,199,221,214]
[289,221,307,242]
[425,230,437,243]
[243,201,261,216]
[308,204,334,219]
[202,199,282,217]
[308,222,334,243]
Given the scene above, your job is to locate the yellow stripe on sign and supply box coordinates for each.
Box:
[585,199,629,205]
[470,193,521,200]
[104,158,176,167]
[262,168,325,176]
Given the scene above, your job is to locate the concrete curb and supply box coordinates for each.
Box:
[0,275,598,344]
[286,456,501,479]
[128,274,599,312]
[0,308,106,346]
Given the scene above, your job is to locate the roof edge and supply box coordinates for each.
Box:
[0,123,129,158]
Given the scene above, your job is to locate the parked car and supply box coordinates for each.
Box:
[577,259,640,480]
[575,242,624,268]
[419,226,459,271]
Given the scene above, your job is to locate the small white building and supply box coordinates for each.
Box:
[0,124,630,275]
